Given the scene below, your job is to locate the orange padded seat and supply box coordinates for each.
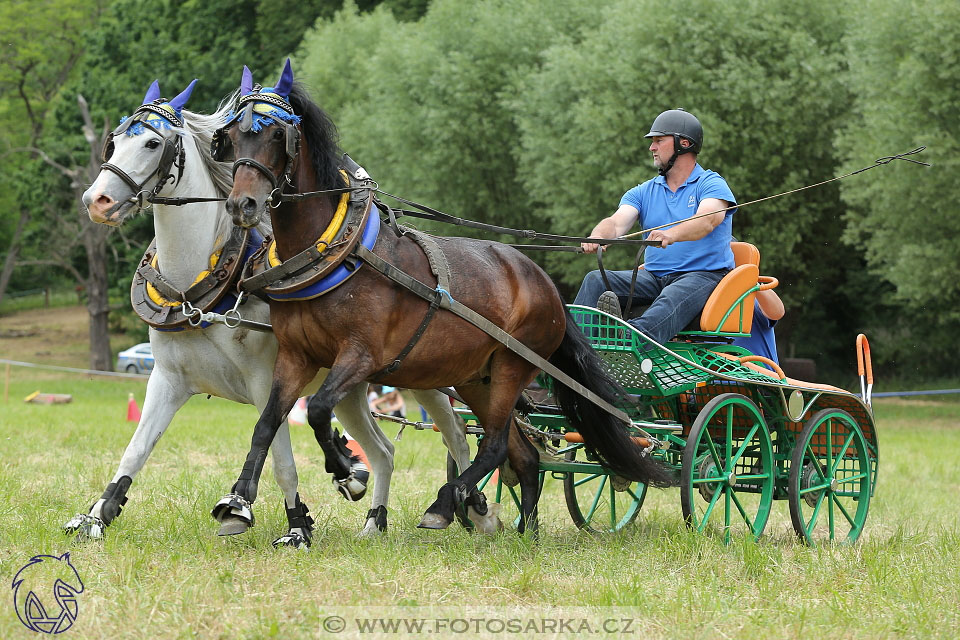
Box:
[695,241,768,334]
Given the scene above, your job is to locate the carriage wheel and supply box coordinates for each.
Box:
[681,393,774,543]
[562,448,647,533]
[789,409,871,546]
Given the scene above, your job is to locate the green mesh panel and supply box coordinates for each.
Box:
[568,305,783,397]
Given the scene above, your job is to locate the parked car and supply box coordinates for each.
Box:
[116,343,154,374]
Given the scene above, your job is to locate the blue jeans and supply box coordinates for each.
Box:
[574,268,727,344]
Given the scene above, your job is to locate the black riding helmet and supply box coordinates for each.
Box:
[644,108,703,176]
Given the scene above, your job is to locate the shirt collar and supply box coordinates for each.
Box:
[653,163,705,188]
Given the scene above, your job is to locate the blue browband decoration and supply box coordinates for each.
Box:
[266,203,382,302]
[118,112,178,136]
[155,228,266,332]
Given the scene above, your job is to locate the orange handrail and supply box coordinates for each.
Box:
[856,334,873,384]
[738,355,787,381]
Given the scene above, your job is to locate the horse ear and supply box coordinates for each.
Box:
[143,80,161,104]
[168,79,198,112]
[274,58,294,98]
[241,65,254,95]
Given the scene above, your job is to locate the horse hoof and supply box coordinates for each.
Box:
[359,521,384,538]
[272,529,311,550]
[217,516,251,537]
[211,493,255,535]
[468,503,503,535]
[63,514,105,541]
[333,462,369,502]
[417,512,452,530]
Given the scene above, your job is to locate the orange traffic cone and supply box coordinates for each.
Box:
[126,393,141,422]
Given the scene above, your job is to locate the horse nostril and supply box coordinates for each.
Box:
[241,197,258,215]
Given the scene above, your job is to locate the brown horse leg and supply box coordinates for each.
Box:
[506,418,541,536]
[212,354,317,535]
[420,358,534,530]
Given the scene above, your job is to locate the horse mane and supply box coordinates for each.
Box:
[288,83,347,198]
[181,97,272,247]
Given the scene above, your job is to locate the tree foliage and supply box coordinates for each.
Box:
[837,0,960,374]
[0,0,955,379]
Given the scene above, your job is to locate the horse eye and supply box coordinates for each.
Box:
[146,138,161,149]
[273,128,284,140]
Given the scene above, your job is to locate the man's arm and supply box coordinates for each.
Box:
[645,197,730,248]
[581,205,639,253]
[755,289,785,321]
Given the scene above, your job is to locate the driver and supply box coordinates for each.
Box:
[574,108,738,344]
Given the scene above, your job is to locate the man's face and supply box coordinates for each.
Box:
[649,135,691,170]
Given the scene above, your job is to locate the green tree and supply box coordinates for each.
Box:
[512,0,859,374]
[838,0,959,376]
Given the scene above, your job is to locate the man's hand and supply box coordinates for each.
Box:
[646,228,678,248]
[581,238,603,254]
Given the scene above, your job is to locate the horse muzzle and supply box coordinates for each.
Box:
[226,194,266,229]
[84,190,130,226]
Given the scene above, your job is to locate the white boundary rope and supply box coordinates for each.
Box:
[0,358,148,379]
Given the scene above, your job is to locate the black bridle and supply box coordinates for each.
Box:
[100,102,186,214]
[211,92,301,206]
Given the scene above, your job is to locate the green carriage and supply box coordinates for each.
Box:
[455,243,878,546]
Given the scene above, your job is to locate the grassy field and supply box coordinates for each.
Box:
[1,310,959,639]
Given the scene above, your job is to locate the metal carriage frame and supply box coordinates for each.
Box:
[452,305,878,547]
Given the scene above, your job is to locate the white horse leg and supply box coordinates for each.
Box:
[265,420,314,549]
[333,386,394,537]
[64,369,190,540]
[413,389,502,534]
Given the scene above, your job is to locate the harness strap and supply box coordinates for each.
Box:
[371,230,450,381]
[137,262,186,301]
[353,244,631,424]
[239,242,327,293]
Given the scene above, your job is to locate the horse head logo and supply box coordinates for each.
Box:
[11,552,85,634]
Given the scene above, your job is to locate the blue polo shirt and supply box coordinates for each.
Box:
[732,302,779,367]
[620,164,737,277]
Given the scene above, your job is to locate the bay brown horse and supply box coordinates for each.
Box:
[219,61,675,535]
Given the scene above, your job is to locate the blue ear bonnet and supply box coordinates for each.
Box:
[119,79,198,136]
[225,59,301,132]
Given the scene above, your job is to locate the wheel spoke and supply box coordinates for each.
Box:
[609,482,617,529]
[691,475,724,485]
[803,443,827,479]
[798,481,831,495]
[704,433,724,469]
[826,417,833,471]
[729,489,755,533]
[574,473,602,488]
[828,486,835,540]
[697,484,724,532]
[724,486,731,544]
[725,406,734,463]
[729,423,761,467]
[625,486,642,502]
[585,475,608,524]
[835,472,868,485]
[832,494,858,528]
[805,489,827,536]
[830,430,857,476]
[736,473,770,481]
[477,469,496,492]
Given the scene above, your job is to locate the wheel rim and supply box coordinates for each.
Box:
[789,410,871,546]
[563,448,647,533]
[681,393,774,543]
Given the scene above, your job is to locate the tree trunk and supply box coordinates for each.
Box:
[0,209,31,307]
[83,219,113,371]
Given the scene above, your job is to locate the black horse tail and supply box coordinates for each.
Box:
[548,308,677,488]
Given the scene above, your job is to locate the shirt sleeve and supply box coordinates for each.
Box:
[618,185,644,213]
[698,173,737,215]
